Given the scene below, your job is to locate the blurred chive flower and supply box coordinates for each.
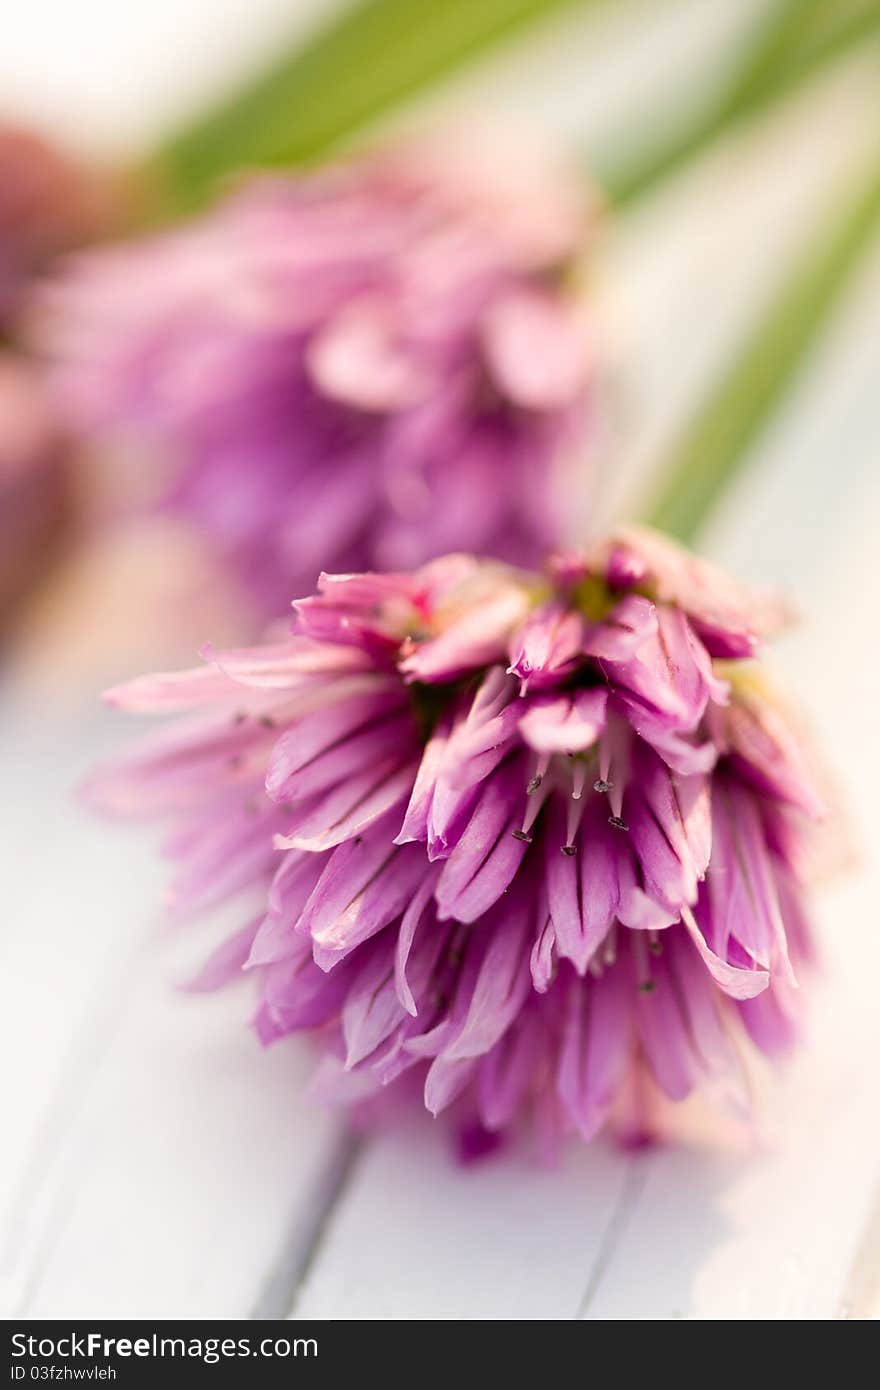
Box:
[91,527,826,1153]
[0,355,70,629]
[39,136,598,618]
[0,124,125,631]
[0,124,117,330]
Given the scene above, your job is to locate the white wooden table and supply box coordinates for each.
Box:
[2,0,879,1320]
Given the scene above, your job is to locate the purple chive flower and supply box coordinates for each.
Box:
[39,137,597,618]
[92,528,827,1152]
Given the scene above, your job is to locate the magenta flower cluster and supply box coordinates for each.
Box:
[94,527,824,1151]
[43,141,596,616]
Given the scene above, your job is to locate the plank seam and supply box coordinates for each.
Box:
[576,1159,649,1319]
[253,1130,365,1320]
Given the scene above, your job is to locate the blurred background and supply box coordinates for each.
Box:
[1,0,879,1319]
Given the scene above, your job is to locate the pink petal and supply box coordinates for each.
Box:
[482,289,592,410]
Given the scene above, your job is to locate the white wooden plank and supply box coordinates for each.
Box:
[292,1123,633,1320]
[7,969,343,1319]
[0,700,345,1319]
[0,704,160,1234]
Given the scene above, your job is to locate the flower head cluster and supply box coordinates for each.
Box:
[41,138,597,617]
[95,528,824,1151]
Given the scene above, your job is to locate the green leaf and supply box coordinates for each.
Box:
[153,0,590,213]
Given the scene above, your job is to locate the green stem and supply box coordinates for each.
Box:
[151,0,589,214]
[641,143,880,543]
[602,0,880,208]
